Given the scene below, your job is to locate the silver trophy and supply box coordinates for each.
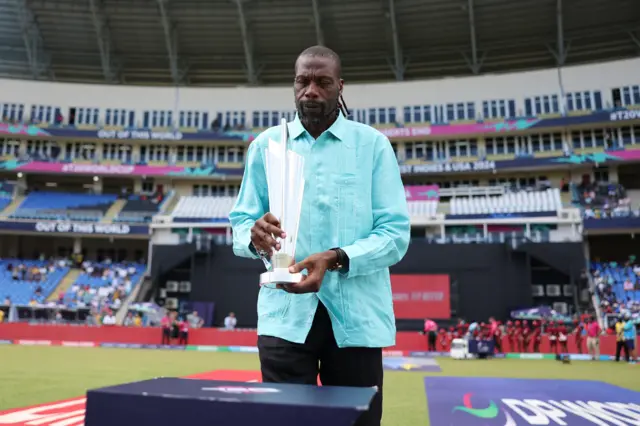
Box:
[259,118,305,287]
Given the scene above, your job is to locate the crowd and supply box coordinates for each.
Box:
[424,315,637,363]
[592,257,640,320]
[577,181,637,219]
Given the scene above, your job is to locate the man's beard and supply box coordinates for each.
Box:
[296,99,338,126]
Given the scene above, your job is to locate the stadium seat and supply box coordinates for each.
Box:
[0,260,70,306]
[407,201,439,218]
[115,195,163,223]
[12,192,118,222]
[449,188,562,215]
[63,262,146,309]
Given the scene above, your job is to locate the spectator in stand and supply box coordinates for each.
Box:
[2,296,9,305]
[187,310,204,329]
[0,308,4,323]
[224,312,237,330]
[586,317,601,360]
[133,313,142,327]
[622,312,637,364]
[123,312,135,326]
[102,310,116,325]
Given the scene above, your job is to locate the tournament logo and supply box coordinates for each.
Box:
[453,393,516,425]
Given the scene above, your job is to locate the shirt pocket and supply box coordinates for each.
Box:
[331,172,360,247]
[257,286,291,319]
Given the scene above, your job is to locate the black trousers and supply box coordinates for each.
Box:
[258,302,383,426]
[615,340,630,362]
[427,331,437,351]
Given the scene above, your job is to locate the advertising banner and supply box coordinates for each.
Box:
[2,108,638,142]
[0,221,149,235]
[424,377,640,426]
[404,185,439,201]
[391,274,451,319]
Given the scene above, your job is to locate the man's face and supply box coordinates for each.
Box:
[294,55,343,122]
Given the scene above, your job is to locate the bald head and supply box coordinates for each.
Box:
[295,45,342,77]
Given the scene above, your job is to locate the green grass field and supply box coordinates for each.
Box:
[1,346,639,425]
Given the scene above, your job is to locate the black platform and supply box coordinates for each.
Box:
[85,378,376,426]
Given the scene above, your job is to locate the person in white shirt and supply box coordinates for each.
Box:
[102,313,116,325]
[224,312,237,330]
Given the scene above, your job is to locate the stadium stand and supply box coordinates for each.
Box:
[449,188,562,215]
[115,194,167,223]
[171,196,236,222]
[11,192,118,221]
[61,262,145,311]
[0,259,70,305]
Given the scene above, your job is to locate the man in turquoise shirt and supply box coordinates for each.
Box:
[229,45,410,426]
[623,313,637,364]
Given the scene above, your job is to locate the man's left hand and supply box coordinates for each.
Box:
[277,251,338,294]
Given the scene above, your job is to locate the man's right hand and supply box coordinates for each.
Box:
[251,213,285,255]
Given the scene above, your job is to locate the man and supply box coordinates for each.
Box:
[573,319,584,354]
[224,312,237,330]
[586,317,601,360]
[622,313,637,364]
[229,45,410,426]
[187,310,204,329]
[615,315,630,362]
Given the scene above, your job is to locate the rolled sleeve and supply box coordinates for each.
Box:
[229,138,269,260]
[341,135,410,278]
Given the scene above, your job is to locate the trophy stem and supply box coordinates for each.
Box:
[279,118,288,255]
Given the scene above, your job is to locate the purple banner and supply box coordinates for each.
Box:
[405,185,439,201]
[424,377,640,426]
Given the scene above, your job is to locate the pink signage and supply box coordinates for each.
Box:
[378,118,539,138]
[405,185,439,201]
[15,161,185,176]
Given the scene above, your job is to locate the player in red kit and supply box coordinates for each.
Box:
[531,320,542,352]
[557,321,569,353]
[514,320,523,352]
[547,321,557,354]
[447,326,456,346]
[506,321,515,352]
[573,319,584,354]
[438,328,448,351]
[493,320,503,353]
[522,320,531,353]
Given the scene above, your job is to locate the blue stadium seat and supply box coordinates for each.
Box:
[12,192,118,222]
[0,260,70,306]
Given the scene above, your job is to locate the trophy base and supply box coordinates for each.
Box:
[260,268,303,286]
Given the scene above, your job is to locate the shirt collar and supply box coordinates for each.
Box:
[288,111,347,141]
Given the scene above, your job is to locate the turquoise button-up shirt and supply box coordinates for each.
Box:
[229,112,410,348]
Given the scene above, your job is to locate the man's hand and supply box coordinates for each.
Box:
[250,213,285,255]
[277,250,338,294]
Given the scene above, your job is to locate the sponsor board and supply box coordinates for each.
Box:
[0,370,262,426]
[60,341,97,348]
[425,377,640,426]
[383,357,442,372]
[0,340,12,345]
[15,340,52,346]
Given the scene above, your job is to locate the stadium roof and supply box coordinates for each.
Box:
[0,0,638,87]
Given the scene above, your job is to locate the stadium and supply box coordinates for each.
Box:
[1,0,640,424]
